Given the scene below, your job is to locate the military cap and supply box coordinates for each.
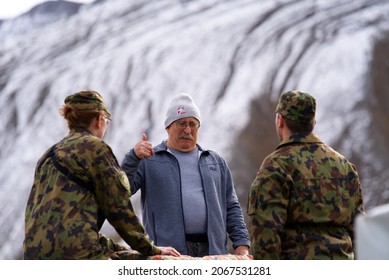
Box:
[65,90,111,117]
[275,90,316,124]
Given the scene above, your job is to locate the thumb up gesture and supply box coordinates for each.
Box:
[134,133,155,159]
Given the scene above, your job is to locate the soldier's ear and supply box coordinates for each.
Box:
[95,115,104,129]
[276,113,284,128]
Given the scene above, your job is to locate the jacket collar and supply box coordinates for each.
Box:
[70,128,94,136]
[276,132,323,150]
[155,140,208,154]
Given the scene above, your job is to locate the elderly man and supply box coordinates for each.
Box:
[122,93,250,257]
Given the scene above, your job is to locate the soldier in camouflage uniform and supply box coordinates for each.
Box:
[247,90,364,260]
[23,90,180,259]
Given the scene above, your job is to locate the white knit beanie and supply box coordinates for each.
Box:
[164,93,201,128]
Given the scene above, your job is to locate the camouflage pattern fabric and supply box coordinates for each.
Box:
[275,90,316,124]
[64,90,111,118]
[23,129,160,259]
[247,132,364,259]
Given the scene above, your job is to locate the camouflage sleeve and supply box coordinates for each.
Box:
[98,234,129,252]
[247,158,290,259]
[92,141,161,256]
[348,164,365,241]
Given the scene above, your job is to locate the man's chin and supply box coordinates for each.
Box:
[178,141,195,151]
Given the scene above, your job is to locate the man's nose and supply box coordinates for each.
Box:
[183,125,192,133]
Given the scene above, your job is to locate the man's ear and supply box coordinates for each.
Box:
[277,113,285,128]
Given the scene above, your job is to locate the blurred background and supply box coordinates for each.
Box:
[1,0,389,259]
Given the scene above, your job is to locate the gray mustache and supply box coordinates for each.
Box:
[179,134,194,140]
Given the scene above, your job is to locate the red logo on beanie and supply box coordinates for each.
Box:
[177,106,186,116]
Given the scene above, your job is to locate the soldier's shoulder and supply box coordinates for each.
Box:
[65,133,110,156]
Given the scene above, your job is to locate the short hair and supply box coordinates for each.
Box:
[284,118,314,133]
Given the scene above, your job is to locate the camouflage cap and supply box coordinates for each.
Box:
[64,90,111,117]
[275,90,316,124]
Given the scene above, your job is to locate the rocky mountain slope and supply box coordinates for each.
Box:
[1,0,389,259]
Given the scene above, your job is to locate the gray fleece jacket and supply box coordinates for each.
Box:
[121,141,250,255]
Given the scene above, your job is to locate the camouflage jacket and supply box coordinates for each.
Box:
[23,129,161,259]
[247,132,364,259]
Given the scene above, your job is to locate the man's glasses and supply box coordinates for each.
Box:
[175,120,200,130]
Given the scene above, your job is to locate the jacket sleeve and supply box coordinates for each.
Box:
[223,159,251,249]
[247,158,289,259]
[92,142,160,256]
[121,149,143,195]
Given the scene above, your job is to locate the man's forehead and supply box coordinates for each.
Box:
[176,117,199,122]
